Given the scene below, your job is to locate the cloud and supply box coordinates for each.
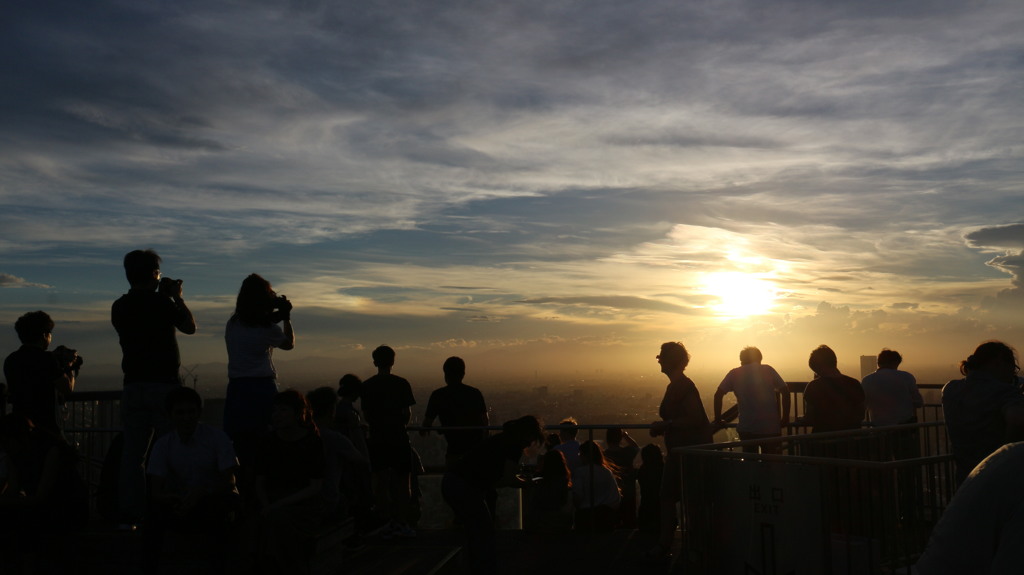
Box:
[2,0,1024,381]
[964,223,1024,250]
[0,273,51,288]
[963,224,1024,313]
[986,253,1024,287]
[516,296,699,315]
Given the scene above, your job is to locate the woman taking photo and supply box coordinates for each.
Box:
[223,274,295,471]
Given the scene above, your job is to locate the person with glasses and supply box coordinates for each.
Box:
[112,249,196,528]
[644,341,712,561]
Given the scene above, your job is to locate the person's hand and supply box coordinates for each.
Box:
[159,277,184,300]
[650,420,667,437]
[276,295,293,314]
[52,345,79,369]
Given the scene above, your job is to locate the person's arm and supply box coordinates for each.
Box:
[909,376,924,408]
[622,429,639,450]
[799,381,817,426]
[271,296,294,350]
[157,276,195,331]
[419,415,435,437]
[713,387,726,423]
[54,372,74,397]
[160,277,197,334]
[420,395,436,437]
[475,391,489,427]
[279,318,295,351]
[649,419,667,436]
[775,374,791,427]
[50,347,80,396]
[173,298,197,335]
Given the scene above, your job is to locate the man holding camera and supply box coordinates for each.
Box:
[4,310,82,438]
[112,249,196,528]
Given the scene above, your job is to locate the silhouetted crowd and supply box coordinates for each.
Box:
[1,248,1022,575]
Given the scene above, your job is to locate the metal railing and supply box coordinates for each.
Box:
[55,384,951,528]
[674,423,954,575]
[63,390,122,516]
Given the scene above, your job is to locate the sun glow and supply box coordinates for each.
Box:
[702,271,778,318]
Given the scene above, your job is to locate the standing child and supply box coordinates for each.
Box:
[636,443,665,534]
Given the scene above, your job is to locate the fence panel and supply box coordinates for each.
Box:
[676,423,955,575]
[64,390,122,516]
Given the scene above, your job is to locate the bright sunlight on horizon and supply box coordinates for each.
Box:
[701,271,780,320]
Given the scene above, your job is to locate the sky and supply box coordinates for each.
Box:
[2,0,1023,394]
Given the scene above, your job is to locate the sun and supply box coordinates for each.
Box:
[701,271,778,318]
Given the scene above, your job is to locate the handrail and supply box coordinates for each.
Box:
[54,389,952,537]
[410,423,656,432]
[67,390,123,401]
[674,421,952,468]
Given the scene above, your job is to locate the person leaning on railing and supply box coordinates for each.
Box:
[941,341,1024,486]
[442,415,545,575]
[799,345,865,434]
[712,346,789,455]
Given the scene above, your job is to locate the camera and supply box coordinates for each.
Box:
[53,345,84,374]
[269,294,292,322]
[158,276,183,297]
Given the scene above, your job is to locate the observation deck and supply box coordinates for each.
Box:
[43,383,951,574]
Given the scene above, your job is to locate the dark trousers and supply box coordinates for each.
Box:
[442,473,496,575]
